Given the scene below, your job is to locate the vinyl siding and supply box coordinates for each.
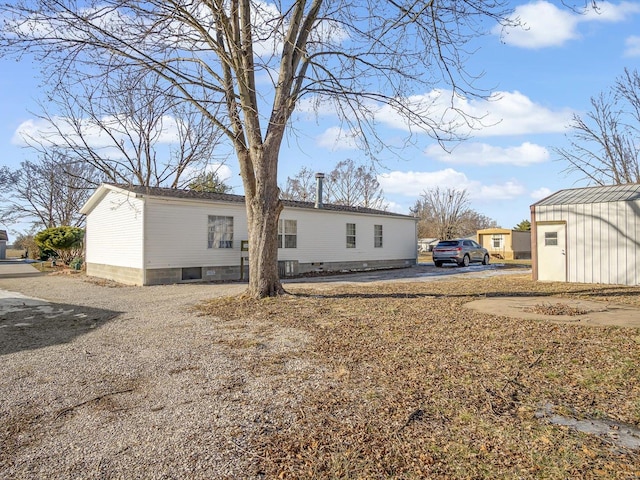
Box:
[85,190,144,268]
[83,184,417,282]
[144,198,249,268]
[145,201,415,269]
[277,206,416,263]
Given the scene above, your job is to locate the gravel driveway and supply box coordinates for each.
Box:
[1,274,261,478]
[0,265,528,479]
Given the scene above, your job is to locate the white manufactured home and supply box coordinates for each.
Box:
[80,183,418,286]
[531,184,640,285]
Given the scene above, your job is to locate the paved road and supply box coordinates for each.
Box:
[285,262,531,284]
[0,259,44,278]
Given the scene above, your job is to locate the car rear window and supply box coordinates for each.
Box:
[437,241,459,247]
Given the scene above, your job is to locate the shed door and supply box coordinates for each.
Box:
[537,223,566,281]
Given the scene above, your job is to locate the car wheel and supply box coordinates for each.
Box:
[482,254,490,265]
[434,261,443,268]
[459,255,470,267]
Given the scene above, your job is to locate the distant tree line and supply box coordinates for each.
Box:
[412,187,498,240]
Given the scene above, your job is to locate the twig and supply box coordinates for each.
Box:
[55,388,134,419]
[529,351,544,368]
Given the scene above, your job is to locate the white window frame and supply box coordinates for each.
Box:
[374,224,383,248]
[491,234,503,249]
[346,223,356,248]
[278,219,297,249]
[208,215,234,249]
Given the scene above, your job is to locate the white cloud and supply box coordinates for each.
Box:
[479,181,526,200]
[624,36,640,57]
[495,1,578,48]
[530,187,553,200]
[384,200,407,215]
[378,169,472,197]
[375,89,573,137]
[316,126,361,151]
[378,169,525,201]
[495,1,640,49]
[204,163,233,182]
[425,141,549,166]
[13,115,187,151]
[582,1,640,22]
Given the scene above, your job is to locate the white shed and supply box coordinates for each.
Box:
[531,184,640,285]
[80,184,418,285]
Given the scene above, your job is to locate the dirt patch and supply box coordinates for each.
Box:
[464,296,640,327]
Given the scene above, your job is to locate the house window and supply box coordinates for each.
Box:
[544,231,558,246]
[492,235,503,249]
[278,219,297,248]
[208,215,233,248]
[346,223,356,248]
[374,224,383,248]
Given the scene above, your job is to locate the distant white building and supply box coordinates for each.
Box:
[80,183,418,285]
[531,184,640,285]
[0,230,7,260]
[418,238,439,253]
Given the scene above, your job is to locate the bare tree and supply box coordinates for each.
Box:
[0,166,18,193]
[0,0,541,297]
[23,69,224,188]
[412,187,479,240]
[283,161,386,209]
[0,151,99,229]
[280,166,317,202]
[555,68,640,185]
[458,210,498,235]
[326,159,386,209]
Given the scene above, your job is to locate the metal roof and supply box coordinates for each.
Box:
[533,183,640,206]
[101,183,414,219]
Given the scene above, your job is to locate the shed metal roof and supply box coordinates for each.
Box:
[533,183,640,206]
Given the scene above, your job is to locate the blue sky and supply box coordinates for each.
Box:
[1,0,640,235]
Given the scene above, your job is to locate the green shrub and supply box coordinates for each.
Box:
[34,227,84,265]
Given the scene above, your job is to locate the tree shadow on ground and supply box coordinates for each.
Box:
[291,284,640,302]
[0,298,120,356]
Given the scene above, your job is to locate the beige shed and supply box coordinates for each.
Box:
[477,228,531,260]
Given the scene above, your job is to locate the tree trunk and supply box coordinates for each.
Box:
[244,149,285,298]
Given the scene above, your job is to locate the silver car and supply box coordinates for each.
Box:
[432,239,490,267]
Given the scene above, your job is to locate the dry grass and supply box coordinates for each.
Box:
[197,275,640,479]
[5,248,26,259]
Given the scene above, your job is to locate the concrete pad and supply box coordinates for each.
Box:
[0,287,120,356]
[464,296,640,328]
